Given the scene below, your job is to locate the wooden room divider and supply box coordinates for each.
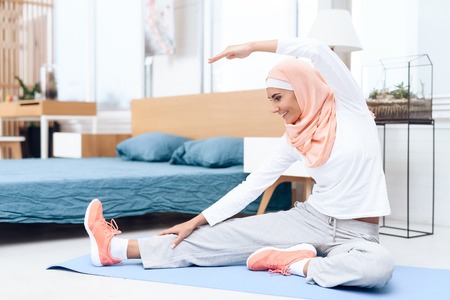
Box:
[0,0,53,156]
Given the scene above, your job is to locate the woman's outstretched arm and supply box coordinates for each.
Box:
[208,40,278,63]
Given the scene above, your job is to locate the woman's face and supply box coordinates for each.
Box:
[266,87,301,124]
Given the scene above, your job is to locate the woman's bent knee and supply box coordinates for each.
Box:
[365,245,395,288]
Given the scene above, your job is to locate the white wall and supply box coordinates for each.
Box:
[418,0,450,97]
[434,122,450,227]
[416,1,450,228]
[375,121,450,228]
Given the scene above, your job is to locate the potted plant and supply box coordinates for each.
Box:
[366,81,432,121]
[15,76,41,100]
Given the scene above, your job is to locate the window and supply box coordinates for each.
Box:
[54,0,318,112]
[95,0,143,110]
[55,0,142,111]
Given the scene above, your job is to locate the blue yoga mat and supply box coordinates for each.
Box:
[48,254,450,300]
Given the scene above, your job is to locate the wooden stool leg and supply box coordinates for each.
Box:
[0,142,22,159]
[257,184,278,215]
[257,176,314,215]
[302,178,313,201]
[257,176,295,215]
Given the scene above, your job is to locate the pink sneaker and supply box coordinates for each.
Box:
[84,199,122,266]
[246,243,317,275]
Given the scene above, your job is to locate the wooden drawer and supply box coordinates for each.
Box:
[0,100,97,117]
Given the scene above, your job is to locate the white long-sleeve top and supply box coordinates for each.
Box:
[202,38,391,226]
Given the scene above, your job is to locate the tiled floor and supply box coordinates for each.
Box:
[1,213,449,300]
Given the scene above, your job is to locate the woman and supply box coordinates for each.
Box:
[85,38,395,288]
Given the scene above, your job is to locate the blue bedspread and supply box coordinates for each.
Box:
[0,158,290,223]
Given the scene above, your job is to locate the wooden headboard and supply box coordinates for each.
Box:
[131,89,285,139]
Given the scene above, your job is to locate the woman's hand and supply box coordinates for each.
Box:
[208,40,278,64]
[208,43,253,63]
[158,214,207,248]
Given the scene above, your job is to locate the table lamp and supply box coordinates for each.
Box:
[308,9,362,53]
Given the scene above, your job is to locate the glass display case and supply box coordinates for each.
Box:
[362,54,433,123]
[363,54,435,238]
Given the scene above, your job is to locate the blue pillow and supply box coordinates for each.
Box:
[116,132,190,162]
[169,137,243,168]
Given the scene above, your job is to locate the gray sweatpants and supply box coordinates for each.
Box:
[138,201,395,288]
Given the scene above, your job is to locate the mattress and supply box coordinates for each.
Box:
[0,158,290,223]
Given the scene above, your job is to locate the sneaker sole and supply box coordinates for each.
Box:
[84,199,102,267]
[246,243,317,267]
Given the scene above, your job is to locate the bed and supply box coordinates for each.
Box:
[0,89,293,224]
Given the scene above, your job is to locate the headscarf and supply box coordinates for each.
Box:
[266,58,336,167]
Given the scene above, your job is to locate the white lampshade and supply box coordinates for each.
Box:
[308,9,362,52]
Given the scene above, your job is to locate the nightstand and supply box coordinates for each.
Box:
[53,133,130,158]
[244,137,314,214]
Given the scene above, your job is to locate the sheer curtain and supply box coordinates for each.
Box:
[55,0,142,112]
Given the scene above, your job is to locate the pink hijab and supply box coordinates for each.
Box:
[267,58,337,167]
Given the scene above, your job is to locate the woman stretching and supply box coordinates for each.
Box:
[85,37,395,288]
